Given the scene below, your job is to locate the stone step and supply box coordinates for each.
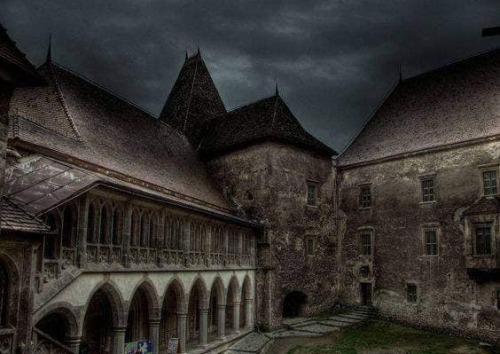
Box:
[295,323,341,334]
[227,331,271,353]
[270,329,324,339]
[318,319,353,327]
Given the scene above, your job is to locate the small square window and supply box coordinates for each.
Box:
[421,179,435,202]
[483,171,498,196]
[406,283,417,303]
[306,238,314,256]
[360,231,372,256]
[475,225,492,256]
[307,182,317,206]
[359,187,371,208]
[424,230,438,256]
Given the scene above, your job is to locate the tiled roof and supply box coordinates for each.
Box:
[200,94,336,158]
[8,62,230,212]
[4,154,252,225]
[0,23,43,86]
[338,48,500,167]
[159,52,226,144]
[1,198,49,233]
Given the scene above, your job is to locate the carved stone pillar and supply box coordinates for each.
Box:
[112,327,126,354]
[198,308,209,347]
[67,337,81,354]
[176,312,187,354]
[232,301,241,333]
[245,298,254,329]
[149,318,160,354]
[217,304,226,339]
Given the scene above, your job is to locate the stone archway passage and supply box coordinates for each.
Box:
[82,289,114,354]
[36,312,71,345]
[125,288,150,344]
[160,286,178,351]
[283,291,307,318]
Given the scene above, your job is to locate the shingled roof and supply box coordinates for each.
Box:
[199,93,336,158]
[338,48,500,167]
[0,23,43,86]
[159,52,226,145]
[1,198,49,233]
[8,60,231,212]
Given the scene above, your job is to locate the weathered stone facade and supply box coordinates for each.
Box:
[207,142,338,329]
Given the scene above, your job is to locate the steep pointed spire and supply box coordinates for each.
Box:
[185,50,188,61]
[45,33,52,64]
[197,46,201,56]
[275,79,279,96]
[398,64,403,83]
[159,52,226,146]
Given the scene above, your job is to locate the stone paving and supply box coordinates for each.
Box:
[225,308,373,353]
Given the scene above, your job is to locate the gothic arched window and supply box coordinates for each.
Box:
[100,205,109,244]
[87,204,96,243]
[44,213,58,259]
[131,209,140,247]
[140,213,149,247]
[112,208,122,246]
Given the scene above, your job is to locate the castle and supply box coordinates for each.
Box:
[0,23,498,354]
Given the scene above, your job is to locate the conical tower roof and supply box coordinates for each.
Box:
[159,52,226,145]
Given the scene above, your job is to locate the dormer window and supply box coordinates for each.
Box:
[483,170,498,196]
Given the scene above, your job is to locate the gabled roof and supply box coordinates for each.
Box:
[338,48,500,167]
[0,23,43,86]
[8,61,231,212]
[464,196,500,216]
[159,52,226,145]
[199,94,336,158]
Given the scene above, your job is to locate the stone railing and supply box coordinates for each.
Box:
[87,244,123,264]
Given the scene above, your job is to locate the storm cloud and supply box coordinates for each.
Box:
[1,0,499,151]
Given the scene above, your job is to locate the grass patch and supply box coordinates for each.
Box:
[288,320,499,354]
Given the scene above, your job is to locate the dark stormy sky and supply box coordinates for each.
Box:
[1,1,499,152]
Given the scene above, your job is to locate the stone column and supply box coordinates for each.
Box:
[217,304,226,339]
[232,301,241,333]
[245,299,253,329]
[150,318,161,354]
[67,337,81,354]
[176,312,188,354]
[122,203,132,267]
[77,197,89,267]
[199,308,209,347]
[112,327,126,354]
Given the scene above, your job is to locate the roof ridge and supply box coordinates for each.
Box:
[48,62,157,118]
[404,45,500,83]
[46,62,82,141]
[226,94,277,115]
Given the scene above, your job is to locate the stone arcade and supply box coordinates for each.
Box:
[0,23,498,354]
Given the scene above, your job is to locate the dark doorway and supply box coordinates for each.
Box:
[360,282,372,306]
[82,290,113,354]
[282,291,307,318]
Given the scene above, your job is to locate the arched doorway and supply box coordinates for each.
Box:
[240,276,252,329]
[225,277,239,334]
[208,278,224,341]
[125,288,150,344]
[187,279,206,348]
[283,291,307,318]
[160,281,183,352]
[82,289,114,354]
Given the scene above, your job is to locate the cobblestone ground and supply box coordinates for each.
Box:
[225,307,372,354]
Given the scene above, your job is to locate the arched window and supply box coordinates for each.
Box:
[140,213,149,247]
[44,213,58,259]
[100,205,109,244]
[112,208,122,246]
[163,217,170,249]
[0,263,9,327]
[131,209,140,247]
[87,204,96,243]
[62,206,76,248]
[170,219,177,250]
[149,215,156,247]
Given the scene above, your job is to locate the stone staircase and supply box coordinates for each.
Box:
[225,307,374,354]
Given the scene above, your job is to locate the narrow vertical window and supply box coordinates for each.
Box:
[497,290,500,311]
[87,204,96,243]
[483,171,498,196]
[360,231,372,256]
[475,226,492,255]
[406,284,417,303]
[422,179,435,202]
[307,182,317,206]
[0,263,8,327]
[359,186,371,208]
[62,206,75,248]
[306,238,314,256]
[100,206,109,244]
[424,230,438,255]
[112,209,122,246]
